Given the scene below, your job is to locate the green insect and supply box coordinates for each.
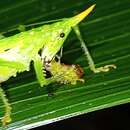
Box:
[0,4,116,126]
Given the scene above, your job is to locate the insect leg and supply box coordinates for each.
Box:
[33,55,48,86]
[55,47,63,63]
[33,55,54,86]
[0,86,12,126]
[73,26,116,73]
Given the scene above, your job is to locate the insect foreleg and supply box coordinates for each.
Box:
[0,86,12,126]
[73,26,116,73]
[33,54,56,86]
[33,55,49,87]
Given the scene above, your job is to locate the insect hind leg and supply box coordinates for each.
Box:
[0,86,12,126]
[73,25,116,73]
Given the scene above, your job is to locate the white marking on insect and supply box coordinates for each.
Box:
[0,77,8,82]
[0,47,29,63]
[0,47,20,61]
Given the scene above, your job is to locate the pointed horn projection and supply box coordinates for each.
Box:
[68,4,96,27]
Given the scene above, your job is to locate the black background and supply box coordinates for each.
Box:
[33,103,130,130]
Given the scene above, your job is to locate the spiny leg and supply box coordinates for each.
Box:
[33,54,49,86]
[0,86,12,126]
[33,54,56,86]
[73,26,116,73]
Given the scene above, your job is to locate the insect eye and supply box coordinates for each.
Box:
[60,32,65,38]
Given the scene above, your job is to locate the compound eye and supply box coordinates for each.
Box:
[60,32,65,38]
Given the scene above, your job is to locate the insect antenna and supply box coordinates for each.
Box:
[0,18,67,35]
[24,18,67,28]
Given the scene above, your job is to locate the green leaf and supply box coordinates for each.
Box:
[0,0,130,129]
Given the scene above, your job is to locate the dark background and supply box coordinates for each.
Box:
[34,103,130,130]
[0,0,130,129]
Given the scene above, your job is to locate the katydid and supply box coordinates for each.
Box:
[0,4,116,126]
